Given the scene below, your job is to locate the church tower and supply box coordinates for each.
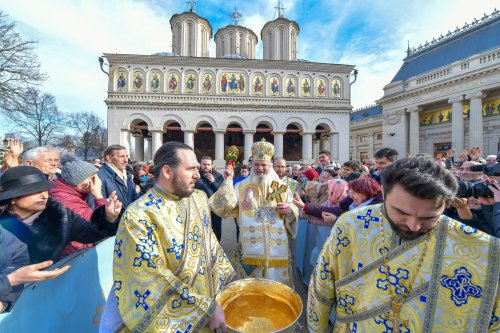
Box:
[169,1,212,57]
[261,1,300,60]
[215,8,258,59]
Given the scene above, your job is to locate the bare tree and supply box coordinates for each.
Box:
[67,111,107,160]
[2,87,64,146]
[0,11,46,112]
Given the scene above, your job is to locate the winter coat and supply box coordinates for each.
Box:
[49,179,108,257]
[304,192,384,221]
[0,225,29,313]
[96,163,140,209]
[0,197,118,264]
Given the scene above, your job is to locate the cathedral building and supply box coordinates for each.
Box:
[103,4,355,168]
[350,9,500,160]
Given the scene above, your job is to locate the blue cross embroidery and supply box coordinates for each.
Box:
[139,219,157,234]
[139,232,157,251]
[134,289,151,311]
[199,255,206,275]
[490,313,499,328]
[172,288,196,309]
[113,280,122,291]
[440,266,483,306]
[133,243,159,268]
[307,297,319,323]
[356,208,380,229]
[460,224,477,235]
[319,256,332,281]
[218,251,229,263]
[349,322,358,333]
[378,246,390,256]
[336,291,355,315]
[202,211,209,229]
[376,266,409,295]
[114,238,123,258]
[335,228,350,254]
[176,215,183,224]
[166,238,185,260]
[351,262,364,273]
[145,193,163,210]
[188,225,201,251]
[374,315,410,333]
[175,324,193,333]
[419,295,427,303]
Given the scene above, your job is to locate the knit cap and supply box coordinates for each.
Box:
[60,154,98,186]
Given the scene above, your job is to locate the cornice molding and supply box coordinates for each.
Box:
[103,53,354,74]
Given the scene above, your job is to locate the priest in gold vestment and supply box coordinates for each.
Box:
[111,142,235,333]
[210,140,299,286]
[308,157,499,332]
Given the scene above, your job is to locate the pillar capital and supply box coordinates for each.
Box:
[405,106,422,113]
[271,131,285,135]
[447,95,464,104]
[465,91,485,100]
[183,129,196,134]
[213,129,226,134]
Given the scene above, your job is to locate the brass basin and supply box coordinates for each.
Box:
[216,278,303,333]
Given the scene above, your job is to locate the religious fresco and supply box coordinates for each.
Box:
[269,76,280,96]
[316,78,327,97]
[132,71,144,92]
[483,97,500,117]
[202,73,214,94]
[252,74,264,95]
[150,72,161,93]
[301,77,311,97]
[419,97,500,126]
[185,72,196,93]
[220,72,246,94]
[285,77,296,97]
[167,72,179,93]
[116,70,127,91]
[332,78,341,98]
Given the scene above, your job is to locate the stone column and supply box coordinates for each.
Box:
[367,134,374,159]
[151,130,163,157]
[133,134,145,162]
[312,139,319,161]
[145,138,152,162]
[184,130,195,149]
[243,130,254,162]
[351,134,358,161]
[466,91,484,149]
[120,129,131,155]
[330,133,339,161]
[407,107,421,156]
[301,132,313,163]
[273,132,284,158]
[448,96,464,153]
[214,130,226,172]
[320,135,329,151]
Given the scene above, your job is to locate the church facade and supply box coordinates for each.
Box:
[104,8,355,168]
[350,9,500,160]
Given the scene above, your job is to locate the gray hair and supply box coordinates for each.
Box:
[22,146,59,164]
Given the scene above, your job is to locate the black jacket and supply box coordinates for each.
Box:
[96,163,140,209]
[195,171,225,198]
[0,198,118,264]
[0,225,29,312]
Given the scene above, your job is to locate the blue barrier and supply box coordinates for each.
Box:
[0,237,115,332]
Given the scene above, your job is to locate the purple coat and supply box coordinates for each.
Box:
[305,192,384,219]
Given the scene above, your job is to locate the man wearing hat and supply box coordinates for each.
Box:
[0,166,122,264]
[210,139,299,286]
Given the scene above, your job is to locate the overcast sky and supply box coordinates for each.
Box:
[1,0,498,131]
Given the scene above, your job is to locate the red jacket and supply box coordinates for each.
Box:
[49,179,107,257]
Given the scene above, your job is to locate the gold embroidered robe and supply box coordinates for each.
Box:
[210,176,298,286]
[307,204,500,333]
[281,176,300,193]
[113,186,235,333]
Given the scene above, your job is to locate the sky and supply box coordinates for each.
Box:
[0,0,498,132]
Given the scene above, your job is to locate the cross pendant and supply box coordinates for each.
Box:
[382,301,409,333]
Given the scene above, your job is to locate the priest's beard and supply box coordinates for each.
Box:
[383,205,430,241]
[172,173,195,199]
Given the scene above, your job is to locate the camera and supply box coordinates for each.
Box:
[468,162,500,177]
[456,181,494,198]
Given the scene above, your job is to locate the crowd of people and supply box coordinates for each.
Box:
[0,137,498,332]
